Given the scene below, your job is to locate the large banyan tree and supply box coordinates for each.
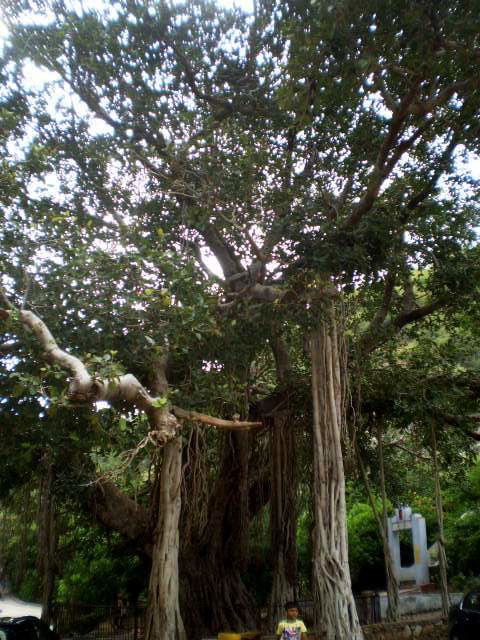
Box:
[1,1,480,639]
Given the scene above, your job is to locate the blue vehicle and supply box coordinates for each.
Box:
[0,617,59,640]
[449,589,480,640]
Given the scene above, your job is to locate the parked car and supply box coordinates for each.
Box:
[449,588,480,640]
[0,617,59,640]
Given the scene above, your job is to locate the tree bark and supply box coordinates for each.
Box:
[430,421,450,618]
[145,350,185,640]
[180,556,256,639]
[180,432,257,638]
[87,478,151,555]
[310,314,363,640]
[268,413,297,619]
[145,437,185,640]
[268,337,297,620]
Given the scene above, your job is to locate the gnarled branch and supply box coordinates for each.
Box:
[2,300,262,437]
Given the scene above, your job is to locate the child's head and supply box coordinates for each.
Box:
[284,601,299,620]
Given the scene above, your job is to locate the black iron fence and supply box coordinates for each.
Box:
[51,605,145,640]
[270,594,381,627]
[354,594,381,625]
[51,594,381,640]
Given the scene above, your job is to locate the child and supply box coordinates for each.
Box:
[275,601,307,640]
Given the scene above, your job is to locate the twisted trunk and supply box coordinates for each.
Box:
[310,314,363,640]
[180,558,255,638]
[145,352,185,640]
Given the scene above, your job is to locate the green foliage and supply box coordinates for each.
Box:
[243,508,272,607]
[1,509,42,600]
[347,502,385,592]
[56,534,145,606]
[441,459,480,586]
[55,517,148,606]
[447,509,480,581]
[296,503,314,596]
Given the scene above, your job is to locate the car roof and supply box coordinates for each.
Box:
[0,617,40,625]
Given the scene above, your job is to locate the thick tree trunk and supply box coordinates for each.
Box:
[145,437,185,640]
[180,431,257,639]
[82,427,265,640]
[83,426,263,639]
[431,422,450,618]
[310,317,363,640]
[180,559,256,638]
[38,459,57,624]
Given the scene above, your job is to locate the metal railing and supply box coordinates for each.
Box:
[51,604,145,640]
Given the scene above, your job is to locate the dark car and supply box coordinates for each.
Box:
[449,588,480,640]
[0,617,59,640]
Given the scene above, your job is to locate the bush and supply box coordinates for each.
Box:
[444,460,480,582]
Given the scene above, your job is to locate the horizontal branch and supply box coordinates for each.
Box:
[392,296,449,331]
[87,477,151,557]
[386,440,431,461]
[172,406,262,430]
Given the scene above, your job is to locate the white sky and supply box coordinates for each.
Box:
[221,0,253,9]
[0,0,254,44]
